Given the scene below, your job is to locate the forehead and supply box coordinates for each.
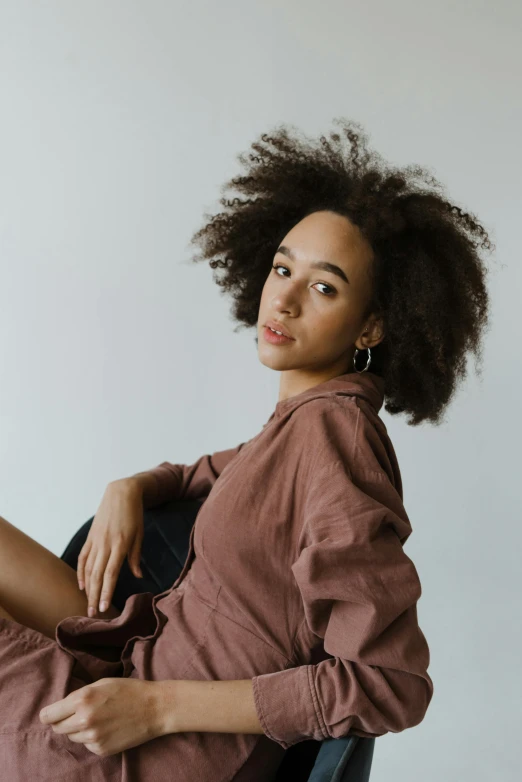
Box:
[280,210,373,282]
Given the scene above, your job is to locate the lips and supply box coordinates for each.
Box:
[264,320,294,339]
[263,326,294,345]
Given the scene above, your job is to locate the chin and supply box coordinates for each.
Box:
[258,354,287,371]
[257,347,295,371]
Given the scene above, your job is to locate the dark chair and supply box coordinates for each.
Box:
[60,498,375,782]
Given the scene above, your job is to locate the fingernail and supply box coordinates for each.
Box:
[88,606,95,617]
[78,581,84,591]
[99,601,108,612]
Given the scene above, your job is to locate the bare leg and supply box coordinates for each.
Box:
[0,515,120,640]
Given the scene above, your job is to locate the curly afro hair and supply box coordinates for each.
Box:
[188,118,494,427]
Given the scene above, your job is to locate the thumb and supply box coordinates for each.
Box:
[128,533,144,579]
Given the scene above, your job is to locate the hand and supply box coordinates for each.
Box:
[39,678,163,757]
[77,479,145,617]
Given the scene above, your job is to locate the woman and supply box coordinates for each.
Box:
[0,119,491,781]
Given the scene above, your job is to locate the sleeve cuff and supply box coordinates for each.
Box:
[252,665,329,749]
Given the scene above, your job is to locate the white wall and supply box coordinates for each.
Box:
[0,1,519,779]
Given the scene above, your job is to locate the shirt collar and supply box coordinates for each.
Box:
[269,370,385,421]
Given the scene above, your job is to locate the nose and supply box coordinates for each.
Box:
[271,286,300,312]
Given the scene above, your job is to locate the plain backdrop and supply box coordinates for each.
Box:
[0,2,520,780]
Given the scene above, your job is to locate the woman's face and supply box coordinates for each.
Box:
[257,209,383,381]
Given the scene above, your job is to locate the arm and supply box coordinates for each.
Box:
[152,680,264,737]
[127,442,248,509]
[148,475,432,742]
[249,400,434,749]
[147,499,433,744]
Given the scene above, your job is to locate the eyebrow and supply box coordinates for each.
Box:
[275,245,350,285]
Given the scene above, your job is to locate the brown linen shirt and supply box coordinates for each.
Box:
[0,370,433,781]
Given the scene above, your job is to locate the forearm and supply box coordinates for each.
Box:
[153,680,264,737]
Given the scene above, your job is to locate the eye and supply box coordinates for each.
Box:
[271,264,336,296]
[272,263,289,278]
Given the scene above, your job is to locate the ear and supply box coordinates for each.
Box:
[355,315,385,350]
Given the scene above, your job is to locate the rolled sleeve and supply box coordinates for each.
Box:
[252,665,326,749]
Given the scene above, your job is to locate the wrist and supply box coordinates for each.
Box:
[113,472,163,509]
[149,679,264,737]
[108,476,144,501]
[150,680,181,737]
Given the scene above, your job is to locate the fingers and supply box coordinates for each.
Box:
[79,530,143,616]
[84,548,105,616]
[98,548,125,613]
[86,546,123,617]
[128,532,144,579]
[77,539,92,592]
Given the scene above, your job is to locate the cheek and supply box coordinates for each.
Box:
[310,308,358,349]
[259,275,277,307]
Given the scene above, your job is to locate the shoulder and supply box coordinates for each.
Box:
[290,394,401,490]
[290,397,411,543]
